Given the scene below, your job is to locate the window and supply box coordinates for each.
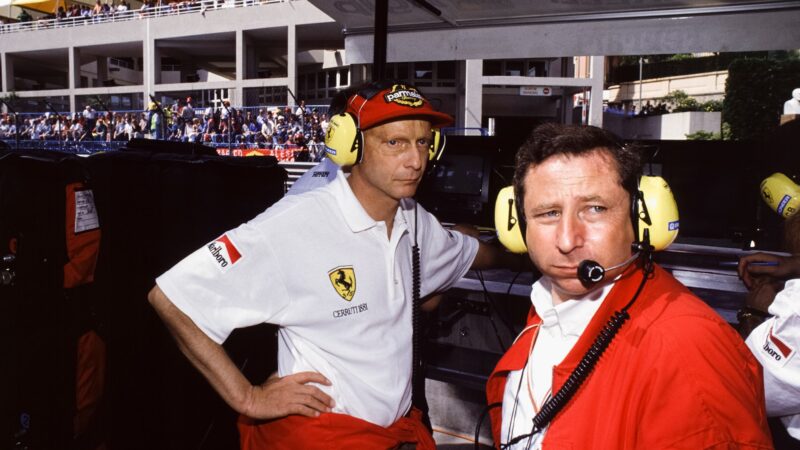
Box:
[484,60,502,76]
[505,60,523,76]
[396,63,409,80]
[438,61,456,80]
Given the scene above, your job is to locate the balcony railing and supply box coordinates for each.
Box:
[1,0,286,35]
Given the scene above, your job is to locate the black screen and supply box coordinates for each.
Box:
[429,154,485,196]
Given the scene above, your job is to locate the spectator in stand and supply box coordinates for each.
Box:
[0,117,10,138]
[34,117,49,140]
[69,118,84,141]
[274,115,289,147]
[218,117,230,143]
[242,111,257,143]
[180,97,194,128]
[18,118,32,140]
[94,116,109,142]
[92,1,103,18]
[121,117,133,140]
[319,112,329,136]
[17,8,33,22]
[112,115,125,140]
[167,120,181,141]
[203,117,218,142]
[186,118,200,142]
[145,103,163,139]
[82,105,97,140]
[295,99,307,125]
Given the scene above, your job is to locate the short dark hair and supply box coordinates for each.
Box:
[328,86,361,116]
[513,123,642,206]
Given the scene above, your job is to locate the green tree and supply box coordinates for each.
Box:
[724,58,800,141]
[660,90,722,113]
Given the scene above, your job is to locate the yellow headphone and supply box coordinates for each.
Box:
[323,83,447,167]
[760,172,800,218]
[494,175,680,254]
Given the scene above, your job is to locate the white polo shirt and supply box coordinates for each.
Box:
[746,279,800,440]
[156,174,478,427]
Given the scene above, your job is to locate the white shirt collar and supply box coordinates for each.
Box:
[328,174,378,233]
[328,174,413,237]
[530,277,615,337]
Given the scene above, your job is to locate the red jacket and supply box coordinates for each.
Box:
[486,264,773,449]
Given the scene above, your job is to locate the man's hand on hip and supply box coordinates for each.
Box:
[243,371,335,420]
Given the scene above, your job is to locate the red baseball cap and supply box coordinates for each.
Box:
[346,83,453,130]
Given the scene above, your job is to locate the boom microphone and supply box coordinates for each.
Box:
[577,252,640,284]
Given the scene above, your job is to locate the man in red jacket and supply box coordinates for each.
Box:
[487,123,773,449]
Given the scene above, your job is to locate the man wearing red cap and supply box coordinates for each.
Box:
[148,81,515,449]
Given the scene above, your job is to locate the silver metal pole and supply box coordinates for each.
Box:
[638,56,643,114]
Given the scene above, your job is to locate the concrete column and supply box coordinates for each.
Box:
[234,29,245,106]
[463,59,483,130]
[1,52,14,93]
[588,55,604,127]
[349,64,367,86]
[143,38,161,106]
[236,29,244,81]
[68,47,80,112]
[287,24,296,106]
[97,56,109,84]
[245,37,257,79]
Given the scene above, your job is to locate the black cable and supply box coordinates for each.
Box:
[502,271,523,334]
[474,402,502,450]
[474,270,507,352]
[410,202,429,426]
[475,270,518,346]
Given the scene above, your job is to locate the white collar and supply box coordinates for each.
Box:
[328,174,413,237]
[530,277,615,337]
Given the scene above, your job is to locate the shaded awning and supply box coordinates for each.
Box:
[12,0,65,14]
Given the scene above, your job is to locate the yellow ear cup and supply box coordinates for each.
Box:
[494,186,527,254]
[761,173,800,219]
[637,175,679,251]
[325,113,361,167]
[430,129,446,162]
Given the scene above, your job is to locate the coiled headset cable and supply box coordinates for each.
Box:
[411,202,430,428]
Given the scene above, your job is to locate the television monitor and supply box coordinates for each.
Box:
[417,136,499,228]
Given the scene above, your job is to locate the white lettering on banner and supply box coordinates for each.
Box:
[74,190,100,233]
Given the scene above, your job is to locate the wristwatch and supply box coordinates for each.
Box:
[737,306,772,324]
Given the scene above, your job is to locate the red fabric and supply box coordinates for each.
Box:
[486,264,773,449]
[238,407,435,450]
[63,182,101,289]
[75,330,106,436]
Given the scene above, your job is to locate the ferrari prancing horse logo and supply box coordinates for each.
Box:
[328,266,356,301]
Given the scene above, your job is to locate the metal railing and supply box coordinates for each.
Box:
[1,0,286,34]
[1,139,127,154]
[0,138,327,160]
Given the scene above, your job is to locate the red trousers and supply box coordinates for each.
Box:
[238,407,435,450]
